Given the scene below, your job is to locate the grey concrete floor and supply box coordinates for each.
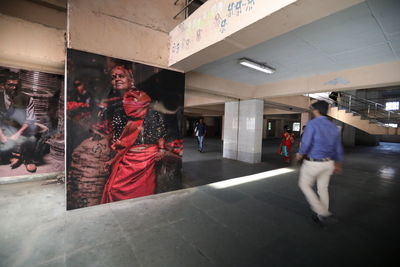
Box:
[1,138,400,267]
[182,137,297,187]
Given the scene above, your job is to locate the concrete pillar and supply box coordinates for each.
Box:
[342,124,356,147]
[223,102,239,160]
[237,99,264,163]
[223,99,264,163]
[275,120,284,138]
[301,112,310,134]
[262,118,268,139]
[221,115,224,141]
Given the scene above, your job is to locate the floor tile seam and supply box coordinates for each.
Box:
[187,189,229,209]
[244,196,311,220]
[331,181,384,192]
[168,220,218,267]
[202,203,293,241]
[2,217,65,267]
[64,237,122,258]
[235,200,308,226]
[188,200,225,212]
[119,212,216,266]
[166,219,217,266]
[31,254,66,267]
[186,202,257,237]
[109,207,144,267]
[204,205,254,230]
[60,212,67,267]
[329,184,393,201]
[261,192,309,208]
[250,189,309,208]
[131,218,185,232]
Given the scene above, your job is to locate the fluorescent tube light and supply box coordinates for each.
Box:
[239,58,275,74]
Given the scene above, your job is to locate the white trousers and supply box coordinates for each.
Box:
[298,160,335,216]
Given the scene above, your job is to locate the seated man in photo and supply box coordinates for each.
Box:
[0,73,38,172]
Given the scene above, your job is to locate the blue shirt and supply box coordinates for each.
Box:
[299,116,343,161]
[196,123,207,136]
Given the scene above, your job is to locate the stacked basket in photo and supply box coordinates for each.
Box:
[19,70,64,161]
[49,83,65,161]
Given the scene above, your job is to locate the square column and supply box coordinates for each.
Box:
[223,102,239,160]
[223,99,264,164]
[301,112,310,134]
[238,99,264,163]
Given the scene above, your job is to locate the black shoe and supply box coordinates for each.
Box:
[313,214,338,225]
[320,215,338,224]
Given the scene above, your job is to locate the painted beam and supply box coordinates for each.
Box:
[169,0,363,71]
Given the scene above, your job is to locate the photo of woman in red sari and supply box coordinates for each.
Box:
[100,65,168,203]
[278,125,295,163]
[66,49,184,210]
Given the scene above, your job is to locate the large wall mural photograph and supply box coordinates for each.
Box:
[66,49,185,210]
[0,67,64,177]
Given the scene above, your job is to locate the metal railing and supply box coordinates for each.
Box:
[336,92,400,126]
[174,0,207,19]
[308,92,400,127]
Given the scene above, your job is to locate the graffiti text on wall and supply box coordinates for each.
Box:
[170,0,257,57]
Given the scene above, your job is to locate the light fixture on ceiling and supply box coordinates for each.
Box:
[238,58,275,74]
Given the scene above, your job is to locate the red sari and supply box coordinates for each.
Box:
[101,90,160,203]
[279,132,294,162]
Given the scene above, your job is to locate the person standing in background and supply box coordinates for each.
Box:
[194,118,206,152]
[296,101,343,225]
[279,125,294,163]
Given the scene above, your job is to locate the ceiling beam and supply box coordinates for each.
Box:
[254,61,400,99]
[169,0,364,71]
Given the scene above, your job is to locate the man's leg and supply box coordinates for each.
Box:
[298,161,330,216]
[197,136,201,151]
[199,136,204,152]
[316,161,335,214]
[20,135,37,172]
[0,142,13,164]
[1,126,21,167]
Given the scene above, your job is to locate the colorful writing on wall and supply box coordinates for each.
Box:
[170,0,258,59]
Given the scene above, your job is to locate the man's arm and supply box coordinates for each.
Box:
[0,128,7,143]
[10,97,35,141]
[9,123,28,141]
[297,123,314,160]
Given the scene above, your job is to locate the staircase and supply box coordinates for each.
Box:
[312,92,400,135]
[328,106,399,135]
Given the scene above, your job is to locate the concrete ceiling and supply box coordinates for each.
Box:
[195,0,400,85]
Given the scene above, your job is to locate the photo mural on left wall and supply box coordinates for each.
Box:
[0,67,64,176]
[66,49,185,210]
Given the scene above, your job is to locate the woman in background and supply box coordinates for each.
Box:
[279,125,295,163]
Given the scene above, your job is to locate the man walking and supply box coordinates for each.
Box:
[194,118,206,152]
[296,101,343,224]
